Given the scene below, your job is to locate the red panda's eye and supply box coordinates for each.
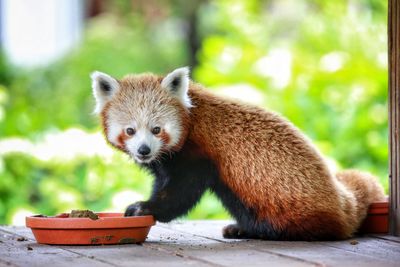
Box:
[152,127,161,135]
[126,127,135,136]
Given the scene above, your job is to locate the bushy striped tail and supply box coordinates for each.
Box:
[336,170,385,231]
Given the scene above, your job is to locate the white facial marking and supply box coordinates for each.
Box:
[125,129,162,164]
[106,105,183,163]
[107,121,123,147]
[99,69,190,164]
[164,121,181,148]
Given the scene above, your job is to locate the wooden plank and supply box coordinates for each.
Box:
[0,258,18,267]
[389,0,400,236]
[2,225,312,267]
[162,221,400,267]
[0,260,18,267]
[319,238,400,263]
[0,226,214,267]
[3,223,400,267]
[0,228,113,267]
[146,225,314,267]
[369,234,400,243]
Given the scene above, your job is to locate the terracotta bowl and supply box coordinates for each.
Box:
[359,201,389,234]
[26,213,155,245]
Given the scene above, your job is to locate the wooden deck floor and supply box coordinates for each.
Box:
[1,221,399,267]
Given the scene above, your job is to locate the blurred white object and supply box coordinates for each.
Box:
[111,190,144,212]
[0,0,84,67]
[319,51,347,73]
[11,208,33,226]
[216,84,265,106]
[0,128,114,161]
[253,48,292,89]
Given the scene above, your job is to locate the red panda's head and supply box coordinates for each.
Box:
[91,67,191,164]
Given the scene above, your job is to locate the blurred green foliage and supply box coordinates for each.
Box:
[0,0,388,224]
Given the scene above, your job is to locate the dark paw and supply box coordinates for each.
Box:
[222,224,248,239]
[125,201,152,217]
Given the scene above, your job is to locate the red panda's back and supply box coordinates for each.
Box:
[187,85,350,236]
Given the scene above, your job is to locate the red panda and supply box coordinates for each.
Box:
[91,67,385,240]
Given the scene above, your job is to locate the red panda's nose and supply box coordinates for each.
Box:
[138,145,151,156]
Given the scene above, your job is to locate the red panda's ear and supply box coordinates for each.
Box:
[91,71,120,114]
[161,67,192,108]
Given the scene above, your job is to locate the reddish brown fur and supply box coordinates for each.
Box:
[100,103,114,148]
[100,73,385,239]
[159,130,171,146]
[116,132,129,150]
[183,83,385,239]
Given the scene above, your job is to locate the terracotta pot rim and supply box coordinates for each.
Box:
[369,201,389,207]
[26,212,155,229]
[368,201,389,215]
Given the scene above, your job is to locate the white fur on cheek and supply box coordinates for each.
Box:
[107,121,123,147]
[164,120,182,148]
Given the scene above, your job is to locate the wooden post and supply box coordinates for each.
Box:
[389,0,400,236]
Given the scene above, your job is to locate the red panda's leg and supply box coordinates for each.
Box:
[125,174,207,222]
[211,178,281,240]
[125,156,218,222]
[222,223,280,239]
[223,224,251,239]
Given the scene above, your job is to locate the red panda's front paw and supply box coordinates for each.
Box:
[222,224,247,239]
[124,201,152,217]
